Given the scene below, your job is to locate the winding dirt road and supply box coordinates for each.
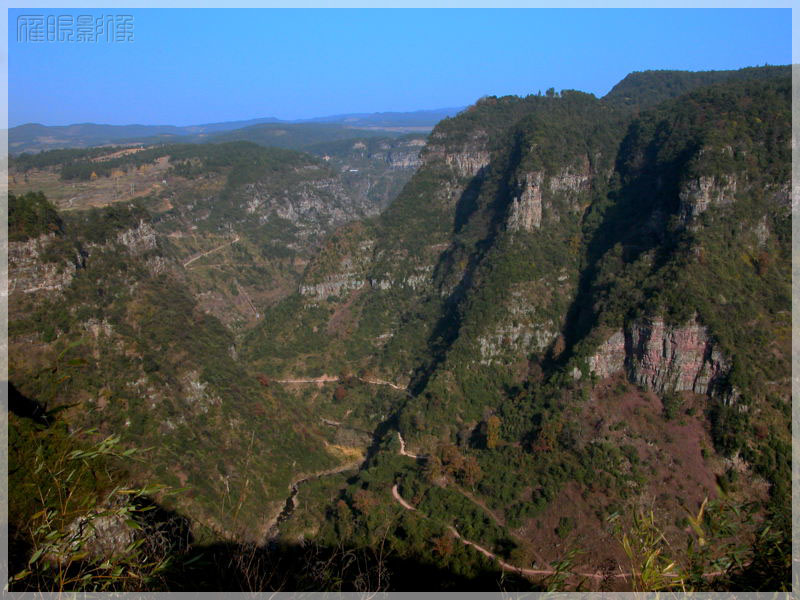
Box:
[390,482,631,582]
[390,433,729,585]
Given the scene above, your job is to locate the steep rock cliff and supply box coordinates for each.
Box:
[507,172,543,231]
[589,317,730,397]
[679,173,738,223]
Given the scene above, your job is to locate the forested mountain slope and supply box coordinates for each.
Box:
[244,66,790,587]
[8,65,790,591]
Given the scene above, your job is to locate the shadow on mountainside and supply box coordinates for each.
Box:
[409,131,526,397]
[557,123,697,368]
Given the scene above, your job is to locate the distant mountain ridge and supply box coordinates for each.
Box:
[8,107,465,154]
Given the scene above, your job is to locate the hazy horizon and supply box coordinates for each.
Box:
[7,105,466,129]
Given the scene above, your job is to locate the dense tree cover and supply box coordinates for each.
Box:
[9,191,63,241]
[11,146,127,172]
[603,65,790,111]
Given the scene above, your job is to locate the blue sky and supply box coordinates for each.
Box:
[8,8,791,127]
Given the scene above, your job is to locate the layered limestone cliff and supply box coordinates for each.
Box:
[444,150,491,178]
[475,282,562,364]
[299,239,376,300]
[588,317,730,397]
[423,129,491,179]
[587,331,627,379]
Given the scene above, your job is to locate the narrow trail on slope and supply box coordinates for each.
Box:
[183,235,240,268]
[390,482,627,582]
[397,432,422,460]
[274,375,410,395]
[234,278,259,318]
[390,433,732,585]
[274,376,340,384]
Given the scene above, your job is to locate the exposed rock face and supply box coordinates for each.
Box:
[368,265,434,292]
[589,317,730,397]
[8,234,76,294]
[56,496,136,564]
[627,317,729,394]
[507,172,543,231]
[117,219,158,254]
[384,149,422,170]
[587,330,626,379]
[679,174,738,222]
[444,151,491,178]
[333,138,424,170]
[423,129,491,179]
[242,175,379,246]
[770,182,791,208]
[549,167,590,195]
[549,160,592,212]
[373,139,426,169]
[475,282,561,364]
[300,246,377,300]
[478,323,554,365]
[300,274,365,299]
[182,370,221,413]
[10,220,163,295]
[82,318,114,339]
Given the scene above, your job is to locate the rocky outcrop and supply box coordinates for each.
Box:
[507,172,543,231]
[679,174,738,222]
[589,317,730,397]
[507,161,591,233]
[549,167,590,195]
[8,234,76,294]
[300,274,365,299]
[117,219,157,254]
[182,370,222,413]
[55,496,136,564]
[384,149,422,170]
